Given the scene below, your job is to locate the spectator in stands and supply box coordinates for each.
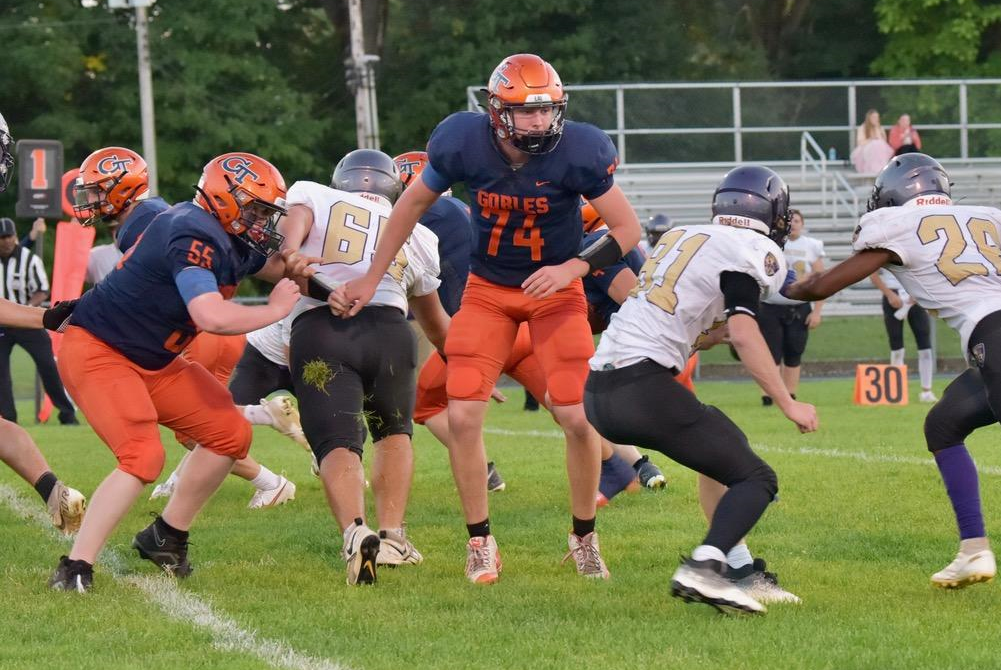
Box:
[870,268,937,402]
[888,114,922,156]
[0,217,78,424]
[759,209,826,406]
[851,109,894,174]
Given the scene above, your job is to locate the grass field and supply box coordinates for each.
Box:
[3,375,1001,670]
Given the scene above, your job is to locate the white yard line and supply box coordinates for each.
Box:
[0,483,348,670]
[482,426,1001,477]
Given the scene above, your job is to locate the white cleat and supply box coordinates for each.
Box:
[149,475,178,500]
[671,558,766,614]
[562,532,610,579]
[47,482,86,535]
[931,550,996,589]
[343,520,380,585]
[261,396,310,450]
[919,390,938,403]
[376,527,424,566]
[247,476,296,509]
[728,559,801,604]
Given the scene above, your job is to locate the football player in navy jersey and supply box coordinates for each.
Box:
[48,152,301,592]
[0,110,88,538]
[339,54,641,583]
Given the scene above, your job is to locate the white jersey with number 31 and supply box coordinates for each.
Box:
[852,202,1001,352]
[591,224,787,372]
[285,180,441,320]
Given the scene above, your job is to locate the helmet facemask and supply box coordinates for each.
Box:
[0,126,13,193]
[231,186,286,258]
[490,98,568,155]
[73,174,124,226]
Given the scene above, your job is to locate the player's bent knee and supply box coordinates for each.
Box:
[119,445,167,484]
[313,441,363,466]
[446,364,490,401]
[547,370,586,406]
[924,405,962,452]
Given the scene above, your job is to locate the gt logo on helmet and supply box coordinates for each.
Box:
[221,156,260,185]
[396,158,423,177]
[488,63,511,93]
[97,155,133,175]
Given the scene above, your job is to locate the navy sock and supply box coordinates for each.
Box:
[572,516,595,538]
[466,519,490,538]
[934,444,985,539]
[34,471,58,504]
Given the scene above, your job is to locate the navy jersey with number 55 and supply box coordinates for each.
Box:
[425,112,618,287]
[71,201,266,370]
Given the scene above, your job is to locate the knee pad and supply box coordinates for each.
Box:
[544,342,591,406]
[119,444,167,484]
[313,441,364,467]
[205,419,253,460]
[925,403,963,452]
[755,461,779,500]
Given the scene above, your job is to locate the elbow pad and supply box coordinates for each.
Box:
[578,234,624,273]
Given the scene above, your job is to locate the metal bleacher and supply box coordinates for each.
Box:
[616,156,1001,316]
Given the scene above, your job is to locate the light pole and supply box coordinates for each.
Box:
[108,0,159,194]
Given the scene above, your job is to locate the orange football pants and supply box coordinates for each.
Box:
[445,274,593,406]
[414,322,547,424]
[175,332,247,447]
[58,326,252,483]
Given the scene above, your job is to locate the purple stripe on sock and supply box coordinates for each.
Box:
[934,444,985,540]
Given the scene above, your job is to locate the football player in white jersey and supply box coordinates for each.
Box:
[586,165,818,614]
[788,153,1000,590]
[758,209,826,405]
[281,149,450,585]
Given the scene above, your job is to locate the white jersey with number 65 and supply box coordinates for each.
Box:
[591,224,786,372]
[852,201,1001,352]
[285,180,441,321]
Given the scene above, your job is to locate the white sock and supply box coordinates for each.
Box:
[692,544,727,563]
[918,349,934,391]
[890,348,905,366]
[242,403,273,426]
[168,451,191,481]
[249,465,281,491]
[726,543,753,570]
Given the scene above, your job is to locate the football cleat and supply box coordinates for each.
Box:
[671,557,766,615]
[931,550,996,589]
[487,461,506,492]
[247,476,296,509]
[635,456,667,490]
[343,519,380,585]
[562,531,610,579]
[465,535,502,584]
[727,558,801,604]
[149,472,179,500]
[919,390,938,403]
[261,395,310,450]
[47,482,86,535]
[376,527,424,566]
[132,518,193,578]
[48,555,93,593]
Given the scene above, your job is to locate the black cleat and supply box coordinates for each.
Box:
[49,555,93,593]
[133,519,193,578]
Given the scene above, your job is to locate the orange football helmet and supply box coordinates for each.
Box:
[195,152,287,258]
[73,147,149,226]
[485,53,567,154]
[581,199,606,233]
[393,151,429,189]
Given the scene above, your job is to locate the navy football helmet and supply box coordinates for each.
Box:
[711,165,791,248]
[866,153,951,212]
[646,213,672,247]
[0,112,14,193]
[331,149,402,204]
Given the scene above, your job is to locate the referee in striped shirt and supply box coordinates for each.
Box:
[0,217,77,425]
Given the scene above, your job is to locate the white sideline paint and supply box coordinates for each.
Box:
[481,426,1001,477]
[0,482,347,670]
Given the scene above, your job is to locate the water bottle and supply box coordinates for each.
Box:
[828,147,837,161]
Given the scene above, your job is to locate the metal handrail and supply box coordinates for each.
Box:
[800,132,828,209]
[830,170,861,224]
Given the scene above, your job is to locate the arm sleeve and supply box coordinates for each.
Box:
[174,267,220,305]
[720,271,761,319]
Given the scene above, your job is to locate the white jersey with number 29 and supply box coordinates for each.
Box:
[591,224,787,372]
[852,201,1001,352]
[285,180,441,321]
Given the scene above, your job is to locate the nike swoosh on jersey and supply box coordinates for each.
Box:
[535,181,550,187]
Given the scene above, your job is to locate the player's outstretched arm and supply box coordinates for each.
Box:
[408,290,450,357]
[336,180,440,317]
[590,185,642,253]
[786,249,895,301]
[187,278,300,335]
[729,313,818,433]
[0,299,46,329]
